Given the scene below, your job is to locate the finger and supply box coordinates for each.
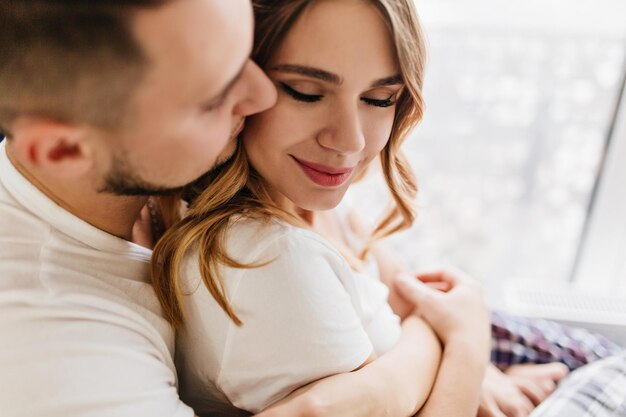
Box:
[478,397,508,417]
[416,271,460,287]
[540,377,557,394]
[513,378,548,406]
[500,395,534,417]
[394,274,437,307]
[418,267,475,287]
[416,272,448,283]
[543,363,569,381]
[506,363,569,383]
[527,377,556,401]
[425,281,451,292]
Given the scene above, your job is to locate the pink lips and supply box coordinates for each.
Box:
[292,156,354,187]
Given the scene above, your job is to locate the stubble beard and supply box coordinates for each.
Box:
[99,149,236,196]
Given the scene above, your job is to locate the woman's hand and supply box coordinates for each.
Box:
[394,268,491,351]
[393,268,492,417]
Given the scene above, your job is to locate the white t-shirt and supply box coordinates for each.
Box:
[177,216,401,415]
[0,142,193,417]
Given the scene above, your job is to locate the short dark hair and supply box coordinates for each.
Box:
[0,0,172,135]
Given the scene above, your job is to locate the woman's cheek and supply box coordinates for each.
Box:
[369,130,393,155]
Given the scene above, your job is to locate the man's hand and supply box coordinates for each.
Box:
[478,363,569,417]
[131,202,156,249]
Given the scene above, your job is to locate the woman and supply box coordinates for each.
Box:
[152,0,488,415]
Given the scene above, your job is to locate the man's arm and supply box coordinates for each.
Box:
[0,300,194,417]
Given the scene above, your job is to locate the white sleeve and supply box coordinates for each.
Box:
[184,230,374,413]
[0,299,194,417]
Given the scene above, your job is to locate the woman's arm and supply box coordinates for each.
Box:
[396,272,491,417]
[256,315,442,417]
[346,210,418,319]
[256,270,491,417]
[416,336,487,417]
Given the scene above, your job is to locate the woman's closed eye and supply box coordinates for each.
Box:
[279,81,398,108]
[361,95,396,108]
[279,82,322,103]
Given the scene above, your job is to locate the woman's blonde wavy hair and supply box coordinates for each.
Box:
[152,0,427,329]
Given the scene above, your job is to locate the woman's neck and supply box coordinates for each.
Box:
[269,188,315,225]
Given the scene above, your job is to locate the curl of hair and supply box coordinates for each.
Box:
[152,142,300,328]
[358,0,426,257]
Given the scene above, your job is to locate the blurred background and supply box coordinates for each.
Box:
[349,0,626,307]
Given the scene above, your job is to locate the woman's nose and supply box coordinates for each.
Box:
[317,105,366,155]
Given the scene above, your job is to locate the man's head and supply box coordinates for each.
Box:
[0,0,277,195]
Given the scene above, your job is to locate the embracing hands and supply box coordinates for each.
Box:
[394,269,569,417]
[394,268,491,352]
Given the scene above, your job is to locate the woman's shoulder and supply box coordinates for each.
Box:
[178,216,349,291]
[225,216,345,265]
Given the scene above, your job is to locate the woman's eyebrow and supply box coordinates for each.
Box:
[371,75,403,87]
[272,64,403,89]
[272,64,342,85]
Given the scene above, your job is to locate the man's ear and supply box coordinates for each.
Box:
[10,116,95,179]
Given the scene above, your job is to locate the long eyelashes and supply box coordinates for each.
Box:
[278,82,397,108]
[279,82,322,103]
[362,97,395,108]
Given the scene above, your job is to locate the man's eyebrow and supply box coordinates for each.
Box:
[201,60,247,110]
[272,64,403,88]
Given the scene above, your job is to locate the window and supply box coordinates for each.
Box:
[349,0,626,305]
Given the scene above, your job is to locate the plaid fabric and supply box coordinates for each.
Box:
[530,352,626,417]
[490,310,624,371]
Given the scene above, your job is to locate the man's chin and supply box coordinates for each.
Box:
[100,151,237,197]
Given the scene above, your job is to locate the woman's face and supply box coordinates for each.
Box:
[242,0,402,213]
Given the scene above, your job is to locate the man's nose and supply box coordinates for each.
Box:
[233,59,277,117]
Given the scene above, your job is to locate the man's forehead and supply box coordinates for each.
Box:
[132,0,253,100]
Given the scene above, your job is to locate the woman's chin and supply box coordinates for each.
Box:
[297,195,346,212]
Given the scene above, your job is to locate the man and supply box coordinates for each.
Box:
[0,1,275,416]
